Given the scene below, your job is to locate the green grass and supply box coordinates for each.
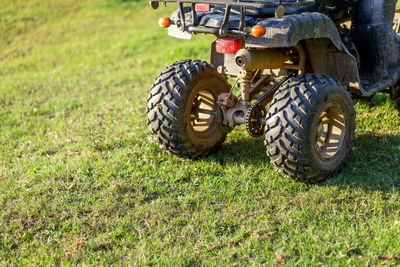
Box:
[0,0,400,265]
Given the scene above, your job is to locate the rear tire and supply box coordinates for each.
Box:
[265,74,356,182]
[146,60,230,158]
[391,85,400,114]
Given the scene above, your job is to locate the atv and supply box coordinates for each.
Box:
[146,0,400,182]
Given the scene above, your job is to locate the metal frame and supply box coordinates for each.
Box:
[153,0,316,36]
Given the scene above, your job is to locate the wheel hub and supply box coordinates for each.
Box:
[189,89,218,134]
[314,102,346,161]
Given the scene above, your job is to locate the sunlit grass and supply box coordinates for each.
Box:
[0,0,399,265]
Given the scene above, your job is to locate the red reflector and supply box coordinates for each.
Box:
[195,4,210,12]
[216,37,243,54]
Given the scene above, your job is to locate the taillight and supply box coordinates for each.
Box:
[216,37,243,54]
[195,4,210,12]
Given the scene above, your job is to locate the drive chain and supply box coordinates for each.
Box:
[246,70,295,137]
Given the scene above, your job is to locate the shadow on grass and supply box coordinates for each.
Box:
[209,133,400,192]
[214,138,268,166]
[327,133,400,192]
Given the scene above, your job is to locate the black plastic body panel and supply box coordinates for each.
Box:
[212,0,351,22]
[199,13,257,28]
[350,0,400,96]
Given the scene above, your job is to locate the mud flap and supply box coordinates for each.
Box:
[168,24,192,40]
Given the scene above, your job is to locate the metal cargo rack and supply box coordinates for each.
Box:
[150,0,316,36]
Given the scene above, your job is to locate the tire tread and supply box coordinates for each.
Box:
[265,74,356,182]
[147,60,228,158]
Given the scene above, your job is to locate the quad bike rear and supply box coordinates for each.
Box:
[146,0,400,182]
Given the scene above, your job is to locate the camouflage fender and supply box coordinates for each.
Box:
[245,12,342,50]
[245,12,363,94]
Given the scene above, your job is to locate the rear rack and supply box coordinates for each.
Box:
[152,0,316,36]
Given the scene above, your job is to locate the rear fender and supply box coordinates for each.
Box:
[304,38,361,92]
[245,12,342,50]
[245,12,361,92]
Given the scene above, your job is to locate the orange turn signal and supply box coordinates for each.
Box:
[251,25,266,37]
[158,17,171,28]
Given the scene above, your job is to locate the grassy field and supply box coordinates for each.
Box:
[1,0,400,265]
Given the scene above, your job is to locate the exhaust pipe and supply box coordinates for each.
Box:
[235,48,287,70]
